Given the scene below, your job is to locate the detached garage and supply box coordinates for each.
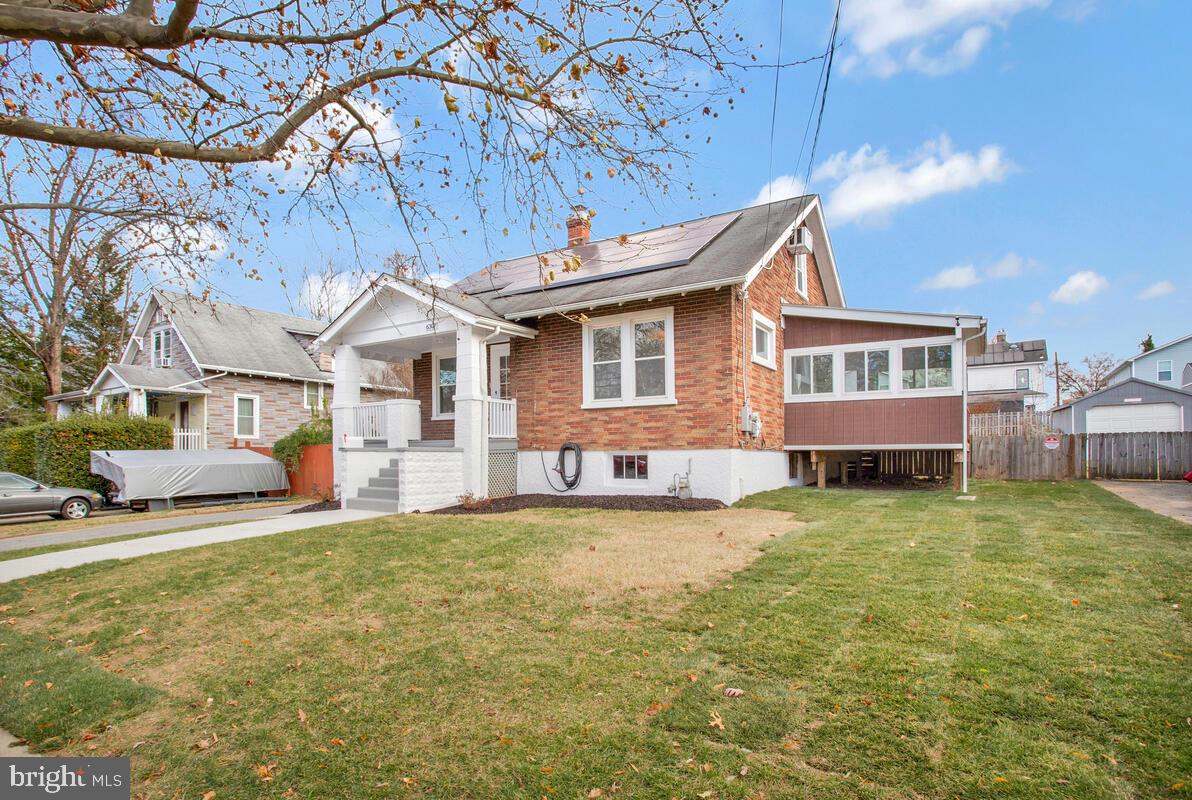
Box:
[1053,378,1192,434]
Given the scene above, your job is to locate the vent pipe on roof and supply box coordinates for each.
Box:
[566,206,591,247]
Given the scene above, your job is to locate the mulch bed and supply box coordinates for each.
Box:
[432,493,727,514]
[288,500,342,514]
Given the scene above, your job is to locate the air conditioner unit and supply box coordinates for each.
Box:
[786,226,813,254]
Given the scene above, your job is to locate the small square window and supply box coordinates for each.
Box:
[612,454,648,480]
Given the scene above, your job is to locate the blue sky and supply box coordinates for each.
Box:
[220,0,1188,371]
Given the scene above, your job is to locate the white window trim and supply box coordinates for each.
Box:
[1015,367,1030,390]
[581,307,676,410]
[304,381,325,412]
[794,253,809,300]
[233,393,260,439]
[610,452,650,482]
[751,310,777,370]
[1157,359,1173,382]
[432,351,457,420]
[490,342,511,399]
[790,351,835,397]
[784,334,961,403]
[152,327,173,368]
[899,342,957,392]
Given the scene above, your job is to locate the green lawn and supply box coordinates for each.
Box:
[0,482,1188,799]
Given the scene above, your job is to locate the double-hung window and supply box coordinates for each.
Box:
[583,308,675,408]
[752,311,777,369]
[791,353,834,395]
[152,328,173,367]
[1015,368,1030,390]
[794,253,808,298]
[234,394,259,439]
[844,348,890,393]
[1158,359,1173,382]
[433,354,457,418]
[304,381,324,413]
[901,344,953,390]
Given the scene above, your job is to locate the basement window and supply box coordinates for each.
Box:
[612,453,649,480]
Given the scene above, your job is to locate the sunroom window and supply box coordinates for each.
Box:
[844,349,890,392]
[792,353,834,395]
[902,344,953,389]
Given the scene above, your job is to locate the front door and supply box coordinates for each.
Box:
[178,400,190,429]
[490,343,511,398]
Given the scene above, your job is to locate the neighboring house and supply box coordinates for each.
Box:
[317,197,987,511]
[48,291,402,449]
[1106,332,1192,389]
[966,331,1048,412]
[1052,378,1191,433]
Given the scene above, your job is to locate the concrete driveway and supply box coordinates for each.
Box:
[1096,480,1192,525]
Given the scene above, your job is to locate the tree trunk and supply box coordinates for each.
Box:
[40,334,63,418]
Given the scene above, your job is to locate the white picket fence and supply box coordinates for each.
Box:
[968,410,1055,437]
[173,428,206,450]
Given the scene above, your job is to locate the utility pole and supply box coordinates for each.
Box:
[1054,351,1061,407]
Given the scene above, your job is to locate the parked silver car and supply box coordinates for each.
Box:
[0,472,103,520]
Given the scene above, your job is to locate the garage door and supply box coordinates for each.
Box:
[1086,402,1182,433]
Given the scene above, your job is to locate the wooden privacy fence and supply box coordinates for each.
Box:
[245,443,334,497]
[968,410,1055,436]
[970,432,1192,481]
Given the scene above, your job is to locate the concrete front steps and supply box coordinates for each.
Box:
[345,462,402,513]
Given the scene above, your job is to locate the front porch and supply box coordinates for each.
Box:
[317,278,536,512]
[90,363,211,450]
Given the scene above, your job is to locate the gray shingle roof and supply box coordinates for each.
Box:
[156,291,328,380]
[455,196,818,317]
[968,338,1048,366]
[108,364,204,390]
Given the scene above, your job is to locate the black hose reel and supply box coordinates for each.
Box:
[542,441,582,491]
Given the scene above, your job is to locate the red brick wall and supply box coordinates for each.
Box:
[785,396,964,447]
[511,289,737,451]
[412,354,455,442]
[732,246,830,451]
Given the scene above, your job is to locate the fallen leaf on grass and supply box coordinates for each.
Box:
[709,711,725,731]
[588,790,603,798]
[297,708,307,724]
[202,792,216,800]
[329,737,345,747]
[255,764,274,781]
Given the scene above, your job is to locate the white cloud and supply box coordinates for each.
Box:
[814,135,1012,224]
[921,252,1031,290]
[1027,300,1045,316]
[986,252,1025,279]
[839,0,1049,77]
[746,175,806,208]
[1137,280,1174,300]
[120,221,228,289]
[921,265,980,290]
[1049,270,1107,304]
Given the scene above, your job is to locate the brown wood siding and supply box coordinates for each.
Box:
[785,396,964,447]
[785,317,953,349]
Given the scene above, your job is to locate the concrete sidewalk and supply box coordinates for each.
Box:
[0,508,385,583]
[0,502,309,554]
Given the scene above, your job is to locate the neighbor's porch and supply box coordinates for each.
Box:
[90,366,210,450]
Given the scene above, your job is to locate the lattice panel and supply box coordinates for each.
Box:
[488,451,518,498]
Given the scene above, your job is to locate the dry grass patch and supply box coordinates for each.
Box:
[543,508,798,601]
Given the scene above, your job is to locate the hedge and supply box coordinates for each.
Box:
[272,414,331,471]
[0,415,172,493]
[34,415,172,492]
[0,424,40,479]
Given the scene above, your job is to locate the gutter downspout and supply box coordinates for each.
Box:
[960,320,988,495]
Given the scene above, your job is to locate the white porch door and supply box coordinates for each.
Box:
[490,343,511,398]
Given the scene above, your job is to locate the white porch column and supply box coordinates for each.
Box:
[454,325,489,497]
[331,344,362,506]
[128,389,148,417]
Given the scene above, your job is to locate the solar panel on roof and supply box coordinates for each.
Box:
[484,211,741,297]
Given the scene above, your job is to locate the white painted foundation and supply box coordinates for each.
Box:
[517,448,796,505]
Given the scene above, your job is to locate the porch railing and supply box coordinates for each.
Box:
[352,402,388,440]
[173,428,205,450]
[488,397,517,439]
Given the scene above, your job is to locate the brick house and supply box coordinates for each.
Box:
[318,196,987,511]
[49,291,403,449]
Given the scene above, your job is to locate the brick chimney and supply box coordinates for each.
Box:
[566,206,591,247]
[994,329,1007,345]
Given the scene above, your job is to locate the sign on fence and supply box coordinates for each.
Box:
[970,432,1192,481]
